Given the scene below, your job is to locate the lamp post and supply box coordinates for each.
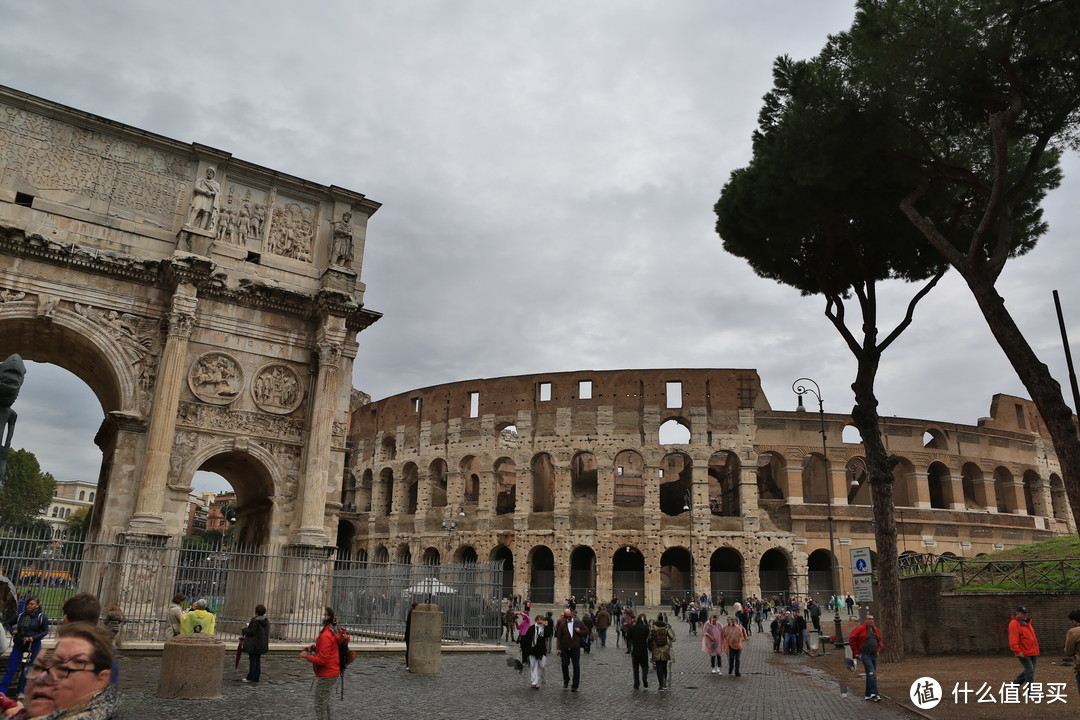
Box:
[442,503,466,550]
[793,377,846,648]
[683,490,695,600]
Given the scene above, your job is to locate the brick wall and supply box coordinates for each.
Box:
[900,573,1079,656]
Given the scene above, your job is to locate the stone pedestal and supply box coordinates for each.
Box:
[408,603,444,674]
[157,634,225,698]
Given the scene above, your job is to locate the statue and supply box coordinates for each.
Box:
[331,212,354,267]
[185,167,221,232]
[0,354,26,491]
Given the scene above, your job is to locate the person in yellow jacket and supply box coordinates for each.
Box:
[181,598,217,635]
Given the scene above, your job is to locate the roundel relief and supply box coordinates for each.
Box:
[188,352,244,404]
[252,362,304,414]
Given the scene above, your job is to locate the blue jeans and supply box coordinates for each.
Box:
[1,639,42,695]
[597,628,607,646]
[1013,655,1037,686]
[783,632,797,654]
[247,653,262,682]
[861,653,879,697]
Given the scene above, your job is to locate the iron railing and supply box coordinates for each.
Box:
[898,552,1080,591]
[0,527,503,644]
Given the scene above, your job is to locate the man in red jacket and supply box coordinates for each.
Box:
[848,614,883,702]
[302,607,342,720]
[1008,606,1040,688]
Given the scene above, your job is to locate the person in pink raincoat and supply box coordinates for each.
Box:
[701,613,724,674]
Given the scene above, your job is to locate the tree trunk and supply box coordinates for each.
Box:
[850,349,905,663]
[964,271,1080,535]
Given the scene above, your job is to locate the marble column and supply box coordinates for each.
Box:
[128,285,197,535]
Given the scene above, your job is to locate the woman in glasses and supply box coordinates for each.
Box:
[5,622,117,719]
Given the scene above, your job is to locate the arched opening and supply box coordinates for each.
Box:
[658,417,691,445]
[429,458,448,508]
[194,453,275,549]
[757,452,784,500]
[927,461,949,509]
[1022,470,1039,516]
[461,456,480,506]
[529,546,555,603]
[759,549,790,600]
[379,467,395,516]
[847,458,870,505]
[531,453,556,512]
[993,466,1014,513]
[1050,474,1070,521]
[381,434,396,460]
[358,469,373,513]
[494,456,517,515]
[961,462,982,510]
[373,545,389,564]
[841,425,862,444]
[893,458,916,508]
[570,545,596,600]
[422,547,441,566]
[403,462,419,515]
[801,453,828,504]
[455,546,478,564]
[708,450,740,516]
[491,545,514,599]
[660,546,692,598]
[612,546,645,604]
[396,543,412,565]
[923,427,948,449]
[659,452,692,516]
[570,451,598,505]
[807,549,835,598]
[613,449,645,506]
[710,547,743,604]
[335,519,356,564]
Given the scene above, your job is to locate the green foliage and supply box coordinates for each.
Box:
[65,506,91,537]
[0,449,56,528]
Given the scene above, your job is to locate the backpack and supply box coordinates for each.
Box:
[652,627,668,648]
[330,624,356,668]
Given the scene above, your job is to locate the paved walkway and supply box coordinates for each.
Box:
[114,613,916,720]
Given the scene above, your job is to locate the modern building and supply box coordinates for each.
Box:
[41,480,97,534]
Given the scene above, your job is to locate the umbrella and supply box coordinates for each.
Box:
[234,638,243,669]
[0,574,16,623]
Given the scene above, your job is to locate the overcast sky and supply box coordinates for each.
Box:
[2,1,1079,495]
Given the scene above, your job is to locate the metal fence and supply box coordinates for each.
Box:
[898,551,1080,591]
[0,527,503,645]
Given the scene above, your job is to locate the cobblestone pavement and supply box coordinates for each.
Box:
[114,613,918,720]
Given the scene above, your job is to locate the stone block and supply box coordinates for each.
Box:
[156,634,226,698]
[408,603,443,674]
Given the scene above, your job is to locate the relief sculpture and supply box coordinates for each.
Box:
[187,352,243,405]
[73,303,162,390]
[252,363,304,415]
[266,201,314,262]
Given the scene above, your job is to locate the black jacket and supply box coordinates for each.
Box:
[627,620,651,658]
[242,614,270,654]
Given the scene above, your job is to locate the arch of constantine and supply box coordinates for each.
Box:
[0,86,380,624]
[343,369,1075,605]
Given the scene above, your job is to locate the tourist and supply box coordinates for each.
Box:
[240,604,269,683]
[848,614,883,701]
[180,599,216,635]
[769,612,783,653]
[781,611,798,654]
[61,593,119,686]
[9,622,118,719]
[651,615,675,690]
[167,593,185,637]
[520,614,548,689]
[594,605,611,647]
[1064,609,1080,693]
[1008,606,1039,688]
[626,614,650,689]
[554,609,587,691]
[301,607,342,720]
[1,596,48,698]
[721,615,747,676]
[702,614,724,673]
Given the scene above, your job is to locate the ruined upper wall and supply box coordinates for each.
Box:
[0,85,380,303]
[351,368,769,459]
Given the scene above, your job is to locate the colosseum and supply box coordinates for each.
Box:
[341,368,1075,605]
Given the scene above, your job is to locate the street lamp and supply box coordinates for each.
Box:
[793,377,846,648]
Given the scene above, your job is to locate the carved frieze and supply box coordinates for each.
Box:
[0,288,26,303]
[169,430,202,482]
[252,363,304,415]
[0,102,189,223]
[177,401,305,443]
[73,303,161,390]
[188,352,244,405]
[266,197,316,262]
[218,183,269,247]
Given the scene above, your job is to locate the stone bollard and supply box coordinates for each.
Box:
[157,633,226,698]
[408,603,444,674]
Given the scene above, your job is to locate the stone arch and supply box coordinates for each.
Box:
[381,434,397,460]
[710,547,743,603]
[429,458,448,508]
[379,467,395,516]
[893,457,917,508]
[660,546,692,597]
[846,457,870,505]
[461,455,481,506]
[422,547,441,566]
[658,417,691,445]
[807,548,835,598]
[529,545,555,603]
[993,466,1015,513]
[396,543,412,564]
[490,545,514,599]
[403,462,419,515]
[373,545,390,564]
[659,451,692,516]
[801,452,829,504]
[1049,474,1070,521]
[454,545,478,564]
[335,519,356,562]
[961,462,983,510]
[570,451,598,505]
[758,548,791,599]
[358,469,373,513]
[494,456,517,515]
[570,545,597,599]
[757,452,785,500]
[922,426,948,449]
[707,450,740,516]
[613,449,645,506]
[1022,470,1040,516]
[531,453,555,512]
[612,546,645,604]
[185,444,279,548]
[927,461,950,509]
